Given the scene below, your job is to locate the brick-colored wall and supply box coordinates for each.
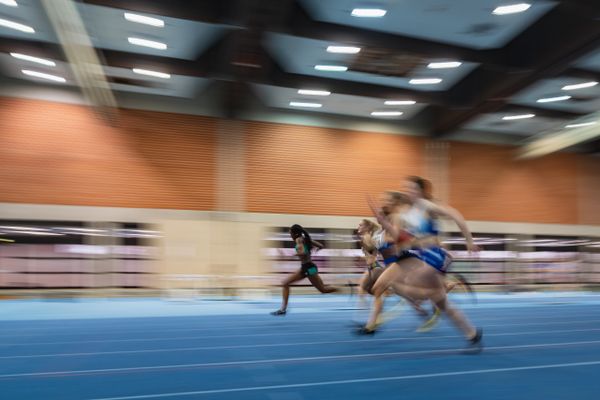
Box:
[449,142,580,224]
[579,156,600,226]
[0,97,216,210]
[245,120,424,216]
[0,97,597,224]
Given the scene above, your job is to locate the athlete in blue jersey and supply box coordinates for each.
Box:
[356,217,430,321]
[360,178,483,351]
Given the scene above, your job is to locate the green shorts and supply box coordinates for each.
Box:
[301,262,319,277]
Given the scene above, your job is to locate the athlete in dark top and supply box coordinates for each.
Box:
[271,224,338,315]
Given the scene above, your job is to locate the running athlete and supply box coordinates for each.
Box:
[361,181,483,350]
[358,213,436,328]
[356,219,383,305]
[271,224,338,315]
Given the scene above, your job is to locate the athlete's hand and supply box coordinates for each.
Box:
[366,195,386,224]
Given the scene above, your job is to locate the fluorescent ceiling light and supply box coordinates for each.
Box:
[22,70,66,83]
[326,45,361,54]
[128,37,167,50]
[124,12,164,27]
[565,121,597,128]
[0,0,18,7]
[536,95,571,103]
[314,65,348,72]
[502,113,535,120]
[10,52,56,66]
[384,100,416,105]
[132,68,171,79]
[289,102,322,108]
[427,61,462,69]
[561,81,598,91]
[409,78,442,85]
[371,111,403,117]
[0,18,34,33]
[493,3,531,15]
[351,8,387,17]
[298,89,331,96]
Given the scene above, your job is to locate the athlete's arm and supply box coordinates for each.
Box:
[425,201,478,252]
[367,197,413,245]
[367,196,401,240]
[311,240,325,250]
[361,233,377,255]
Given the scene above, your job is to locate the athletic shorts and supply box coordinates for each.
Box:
[412,247,452,273]
[382,250,418,267]
[301,262,319,277]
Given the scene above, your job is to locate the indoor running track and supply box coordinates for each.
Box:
[1,293,600,399]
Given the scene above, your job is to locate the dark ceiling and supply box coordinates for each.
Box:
[1,0,599,154]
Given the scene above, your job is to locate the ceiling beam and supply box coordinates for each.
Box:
[562,67,600,82]
[0,38,64,60]
[448,129,533,145]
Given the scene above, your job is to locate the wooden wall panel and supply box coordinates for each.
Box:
[245,121,425,216]
[0,96,595,224]
[0,97,216,210]
[449,142,579,224]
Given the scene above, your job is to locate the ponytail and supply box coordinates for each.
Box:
[290,224,313,252]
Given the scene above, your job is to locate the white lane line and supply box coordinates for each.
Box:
[1,311,598,338]
[2,339,600,379]
[3,318,600,347]
[2,327,600,360]
[84,360,600,400]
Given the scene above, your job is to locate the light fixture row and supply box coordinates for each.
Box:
[290,89,417,118]
[2,6,171,82]
[350,4,533,18]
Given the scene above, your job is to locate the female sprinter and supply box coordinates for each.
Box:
[357,216,433,327]
[361,185,482,350]
[271,224,338,315]
[356,219,384,301]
